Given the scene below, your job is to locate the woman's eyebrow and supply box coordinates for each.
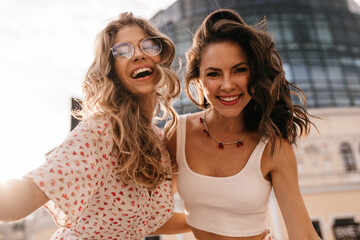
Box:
[231,62,248,69]
[204,67,221,71]
[205,62,249,71]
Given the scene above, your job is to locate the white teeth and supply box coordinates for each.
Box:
[219,95,240,102]
[131,67,152,78]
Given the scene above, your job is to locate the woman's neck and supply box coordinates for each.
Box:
[206,108,245,134]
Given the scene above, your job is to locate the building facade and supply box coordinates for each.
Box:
[152,0,360,112]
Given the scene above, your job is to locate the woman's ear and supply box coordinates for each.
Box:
[195,79,207,107]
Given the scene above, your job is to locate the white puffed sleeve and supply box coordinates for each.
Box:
[24,116,114,228]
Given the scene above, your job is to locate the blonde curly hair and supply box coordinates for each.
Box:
[76,12,180,189]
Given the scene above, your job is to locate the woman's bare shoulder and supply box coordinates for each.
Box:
[262,137,296,171]
[185,111,203,130]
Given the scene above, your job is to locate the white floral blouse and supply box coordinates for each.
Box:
[25,116,174,240]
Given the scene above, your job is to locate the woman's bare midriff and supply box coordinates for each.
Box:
[191,227,268,240]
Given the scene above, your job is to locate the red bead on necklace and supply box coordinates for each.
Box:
[199,111,246,149]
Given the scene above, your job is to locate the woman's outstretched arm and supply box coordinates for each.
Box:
[0,178,49,222]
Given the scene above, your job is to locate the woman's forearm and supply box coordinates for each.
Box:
[149,212,191,235]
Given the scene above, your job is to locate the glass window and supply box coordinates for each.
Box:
[268,14,278,22]
[281,14,293,21]
[330,16,340,24]
[331,83,346,91]
[310,0,321,7]
[315,21,333,44]
[351,47,360,54]
[318,98,333,107]
[293,17,317,47]
[308,58,321,65]
[348,31,359,45]
[340,57,353,65]
[344,66,360,86]
[283,63,293,83]
[332,0,341,9]
[312,220,323,239]
[310,65,327,87]
[340,142,357,171]
[336,45,348,51]
[355,58,360,67]
[327,64,343,83]
[353,92,360,106]
[292,64,310,83]
[235,0,252,6]
[216,0,236,7]
[334,92,351,106]
[282,23,294,42]
[303,42,318,50]
[271,28,282,44]
[269,21,282,43]
[306,52,320,59]
[302,89,315,107]
[316,91,333,107]
[289,52,304,59]
[297,82,313,92]
[344,18,355,30]
[333,29,346,44]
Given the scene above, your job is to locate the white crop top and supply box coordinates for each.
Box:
[176,114,272,237]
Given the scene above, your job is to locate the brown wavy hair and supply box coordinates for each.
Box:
[185,9,314,151]
[76,12,180,189]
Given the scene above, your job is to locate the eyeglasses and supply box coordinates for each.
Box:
[110,37,162,61]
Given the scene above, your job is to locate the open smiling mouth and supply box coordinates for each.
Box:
[131,67,153,79]
[217,94,243,102]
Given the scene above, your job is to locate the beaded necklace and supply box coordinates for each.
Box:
[199,111,246,149]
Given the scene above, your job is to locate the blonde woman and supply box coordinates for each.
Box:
[0,12,185,239]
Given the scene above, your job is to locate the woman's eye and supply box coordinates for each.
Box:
[235,67,247,73]
[207,72,219,77]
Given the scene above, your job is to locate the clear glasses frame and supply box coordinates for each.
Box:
[110,37,162,61]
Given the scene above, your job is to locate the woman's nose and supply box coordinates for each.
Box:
[220,75,235,90]
[132,44,146,61]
